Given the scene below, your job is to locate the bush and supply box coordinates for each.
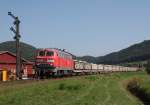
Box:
[126,77,142,93]
[145,60,150,74]
[126,77,150,105]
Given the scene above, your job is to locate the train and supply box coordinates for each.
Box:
[35,48,139,78]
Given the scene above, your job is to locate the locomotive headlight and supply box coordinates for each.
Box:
[47,59,54,62]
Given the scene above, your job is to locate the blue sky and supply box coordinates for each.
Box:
[0,0,150,56]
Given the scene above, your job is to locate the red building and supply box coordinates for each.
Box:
[0,51,34,80]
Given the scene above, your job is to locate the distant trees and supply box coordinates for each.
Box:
[145,60,150,74]
[0,41,36,61]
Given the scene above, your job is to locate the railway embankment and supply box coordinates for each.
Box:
[0,72,146,105]
[126,76,150,105]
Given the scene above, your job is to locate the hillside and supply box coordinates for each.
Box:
[76,40,150,65]
[96,40,150,64]
[77,56,97,63]
[0,41,37,61]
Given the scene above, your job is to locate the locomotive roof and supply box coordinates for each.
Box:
[37,48,73,56]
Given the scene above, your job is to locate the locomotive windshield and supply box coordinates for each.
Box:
[46,51,54,56]
[38,50,54,56]
[39,51,45,56]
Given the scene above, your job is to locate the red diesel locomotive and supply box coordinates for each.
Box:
[35,48,74,77]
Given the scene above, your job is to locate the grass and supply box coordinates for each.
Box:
[140,76,150,94]
[0,72,148,105]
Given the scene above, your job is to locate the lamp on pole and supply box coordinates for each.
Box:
[8,12,22,80]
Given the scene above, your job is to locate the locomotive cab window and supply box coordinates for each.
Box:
[39,51,45,56]
[46,51,54,56]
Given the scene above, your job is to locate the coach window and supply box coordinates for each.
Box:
[69,56,71,59]
[46,51,54,56]
[61,53,64,58]
[67,55,69,59]
[58,52,60,57]
[65,54,67,59]
[59,52,62,58]
[64,54,66,58]
[63,53,64,58]
[56,53,59,56]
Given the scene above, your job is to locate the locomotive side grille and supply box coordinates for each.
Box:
[36,58,47,63]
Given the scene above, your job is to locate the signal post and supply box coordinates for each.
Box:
[8,12,22,80]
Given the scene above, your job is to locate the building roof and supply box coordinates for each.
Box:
[0,51,33,64]
[0,51,8,54]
